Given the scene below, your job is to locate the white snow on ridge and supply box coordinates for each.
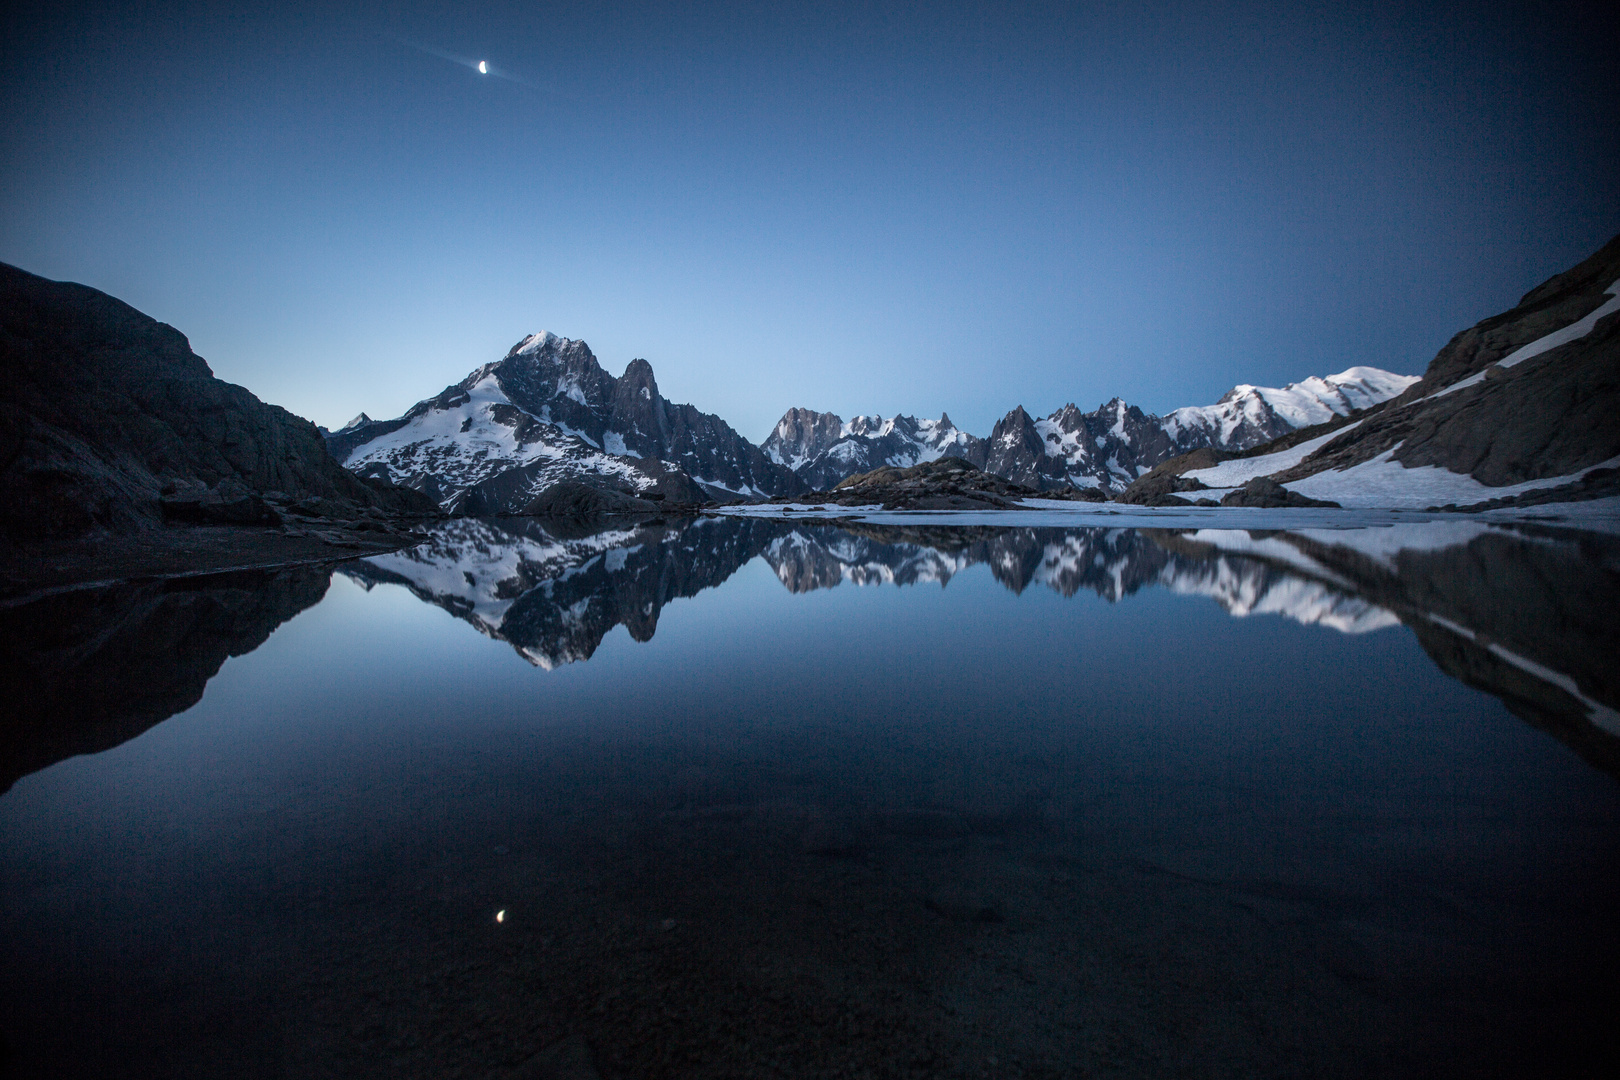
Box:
[514,331,559,355]
[1164,367,1418,446]
[344,373,654,506]
[1034,418,1092,464]
[1430,278,1620,399]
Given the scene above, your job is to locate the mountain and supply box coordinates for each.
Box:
[0,262,435,540]
[762,410,986,491]
[330,333,803,512]
[1157,233,1620,508]
[764,368,1416,494]
[1159,368,1419,452]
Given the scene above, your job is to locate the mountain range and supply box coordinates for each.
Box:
[332,340,1419,508]
[4,233,1615,543]
[323,234,1616,511]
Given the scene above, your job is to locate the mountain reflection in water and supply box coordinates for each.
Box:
[334,516,1619,779]
[3,514,1619,1078]
[3,516,1618,790]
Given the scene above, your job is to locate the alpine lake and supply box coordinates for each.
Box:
[2,509,1617,1079]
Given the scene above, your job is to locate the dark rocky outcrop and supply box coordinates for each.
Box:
[777,457,1042,510]
[1275,234,1620,489]
[1218,477,1340,508]
[0,262,438,542]
[1115,472,1211,506]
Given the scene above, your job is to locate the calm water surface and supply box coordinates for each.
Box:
[2,517,1617,1078]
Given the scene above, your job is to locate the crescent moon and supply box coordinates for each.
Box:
[478,61,488,74]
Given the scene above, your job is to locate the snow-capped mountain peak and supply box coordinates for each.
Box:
[1164,367,1420,451]
[329,333,802,509]
[511,331,560,356]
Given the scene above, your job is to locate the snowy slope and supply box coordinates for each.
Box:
[1161,367,1419,450]
[334,332,802,508]
[341,369,684,512]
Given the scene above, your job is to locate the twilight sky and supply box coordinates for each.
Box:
[3,1,1617,440]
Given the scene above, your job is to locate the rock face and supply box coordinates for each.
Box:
[760,407,847,470]
[781,457,1044,510]
[1272,233,1620,492]
[0,262,436,540]
[1114,472,1213,507]
[333,333,802,511]
[768,369,1415,495]
[762,410,987,491]
[1218,477,1339,508]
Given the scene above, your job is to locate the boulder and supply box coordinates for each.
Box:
[1219,477,1340,508]
[1115,472,1209,506]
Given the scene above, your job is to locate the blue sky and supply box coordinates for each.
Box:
[3,1,1616,439]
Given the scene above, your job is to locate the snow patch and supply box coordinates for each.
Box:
[1183,420,1364,488]
[1285,448,1620,509]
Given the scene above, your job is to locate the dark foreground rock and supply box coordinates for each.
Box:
[1115,471,1212,506]
[1219,477,1340,508]
[775,457,1043,510]
[0,261,439,542]
[519,481,684,517]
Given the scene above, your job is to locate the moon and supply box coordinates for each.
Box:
[478,60,488,74]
